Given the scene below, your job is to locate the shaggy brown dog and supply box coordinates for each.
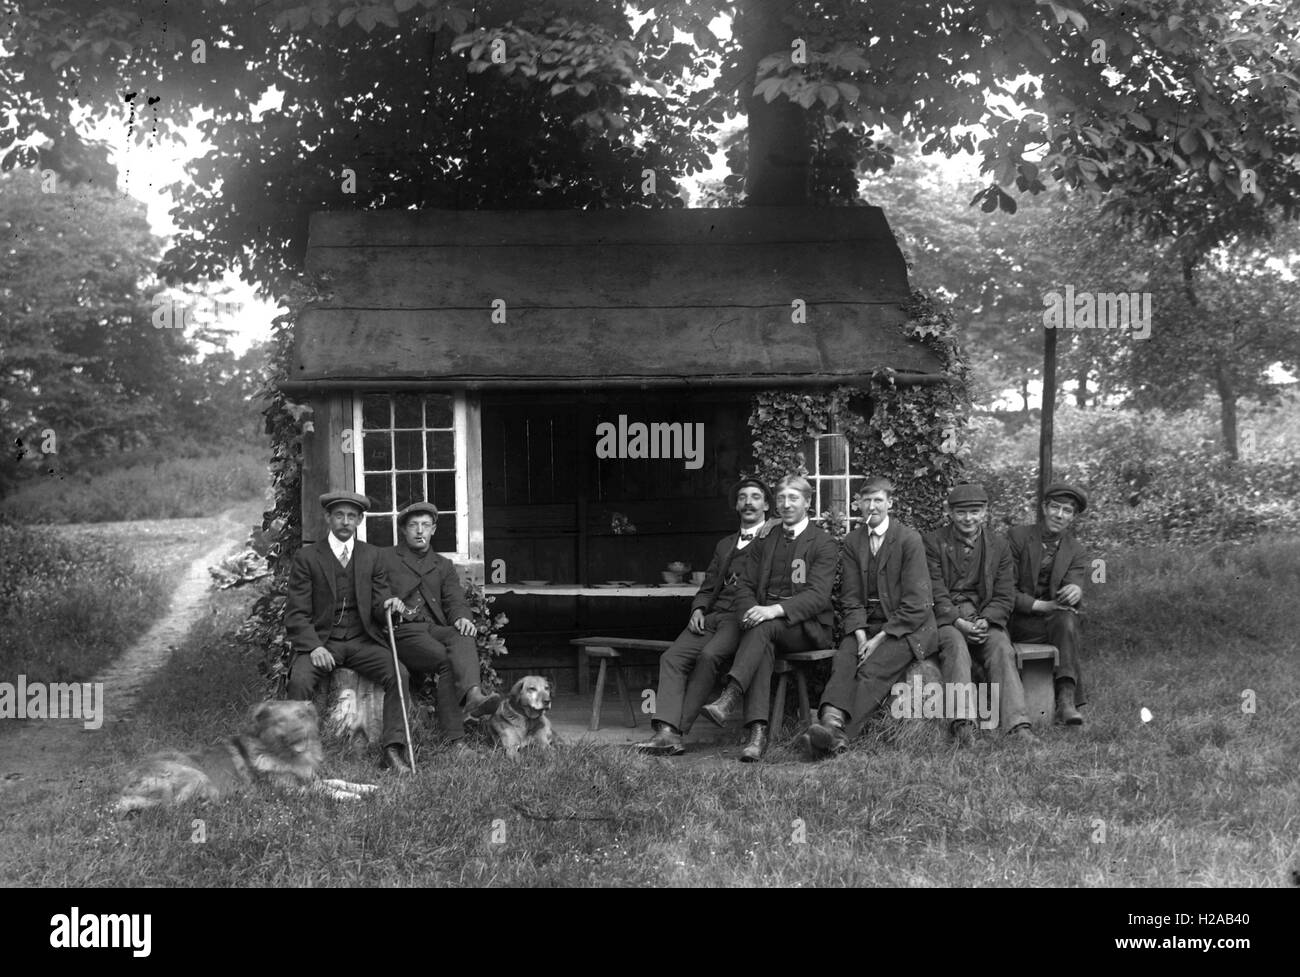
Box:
[487,676,554,756]
[114,701,377,813]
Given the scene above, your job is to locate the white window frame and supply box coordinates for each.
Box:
[804,428,865,530]
[352,391,471,562]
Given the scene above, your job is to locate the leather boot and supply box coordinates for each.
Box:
[701,681,743,727]
[806,706,848,756]
[631,722,686,757]
[739,722,768,763]
[381,743,413,775]
[462,686,501,723]
[1055,680,1083,725]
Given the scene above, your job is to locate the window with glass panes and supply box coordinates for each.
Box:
[804,429,864,529]
[356,392,465,554]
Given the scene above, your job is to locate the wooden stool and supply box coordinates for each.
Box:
[569,638,672,731]
[325,667,384,743]
[1014,643,1060,727]
[770,648,836,736]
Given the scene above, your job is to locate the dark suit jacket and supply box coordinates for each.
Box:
[284,538,391,653]
[923,525,1015,628]
[733,521,838,645]
[1006,523,1088,615]
[374,543,472,627]
[841,519,938,659]
[690,531,752,614]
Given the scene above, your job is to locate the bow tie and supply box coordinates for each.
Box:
[739,532,755,541]
[783,528,797,540]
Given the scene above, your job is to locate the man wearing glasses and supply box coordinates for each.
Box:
[1007,482,1090,726]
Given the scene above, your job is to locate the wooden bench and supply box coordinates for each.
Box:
[770,648,836,735]
[1014,643,1059,727]
[570,637,672,731]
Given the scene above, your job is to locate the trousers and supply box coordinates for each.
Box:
[1009,608,1086,706]
[652,612,742,733]
[287,637,410,748]
[392,621,481,738]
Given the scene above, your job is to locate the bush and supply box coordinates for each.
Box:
[0,524,169,682]
[0,447,268,523]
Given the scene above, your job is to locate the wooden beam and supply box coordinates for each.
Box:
[293,306,940,382]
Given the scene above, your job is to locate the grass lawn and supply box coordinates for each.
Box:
[1,538,1297,887]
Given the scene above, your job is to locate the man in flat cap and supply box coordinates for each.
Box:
[376,501,499,746]
[1006,482,1090,725]
[285,491,413,773]
[925,482,1036,743]
[799,477,938,758]
[700,474,839,763]
[634,477,775,757]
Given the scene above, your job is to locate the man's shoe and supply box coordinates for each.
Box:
[700,682,743,728]
[951,720,975,748]
[462,687,502,723]
[381,744,413,775]
[739,723,768,763]
[632,723,686,757]
[1055,682,1083,725]
[1009,723,1038,744]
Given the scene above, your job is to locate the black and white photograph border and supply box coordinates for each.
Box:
[0,0,1296,912]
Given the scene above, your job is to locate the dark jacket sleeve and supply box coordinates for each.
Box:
[1007,526,1038,615]
[1060,537,1088,604]
[924,531,959,627]
[883,528,934,639]
[982,534,1015,627]
[839,532,868,634]
[285,549,325,654]
[370,550,394,628]
[440,559,474,624]
[691,538,729,614]
[778,531,838,625]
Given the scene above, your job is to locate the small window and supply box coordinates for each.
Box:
[803,428,863,530]
[354,392,469,559]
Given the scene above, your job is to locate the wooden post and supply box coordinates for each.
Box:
[1037,326,1057,507]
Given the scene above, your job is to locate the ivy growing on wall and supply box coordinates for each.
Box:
[747,288,971,535]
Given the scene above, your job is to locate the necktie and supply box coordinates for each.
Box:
[340,545,351,567]
[869,532,881,556]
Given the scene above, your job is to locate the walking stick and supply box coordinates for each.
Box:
[385,606,417,774]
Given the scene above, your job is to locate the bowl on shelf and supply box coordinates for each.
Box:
[518,579,550,587]
[691,571,707,585]
[661,571,684,584]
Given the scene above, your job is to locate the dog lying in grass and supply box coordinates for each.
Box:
[487,676,555,756]
[114,701,378,813]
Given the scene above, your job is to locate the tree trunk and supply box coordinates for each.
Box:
[1215,356,1239,461]
[1038,326,1057,506]
[1074,361,1088,408]
[735,0,810,206]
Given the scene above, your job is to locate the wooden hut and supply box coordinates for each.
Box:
[284,207,944,688]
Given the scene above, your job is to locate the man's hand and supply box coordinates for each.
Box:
[1031,598,1064,614]
[687,608,706,635]
[454,617,478,636]
[967,618,989,643]
[309,647,335,671]
[955,617,977,636]
[741,604,783,629]
[383,597,408,616]
[856,629,885,664]
[1056,583,1082,607]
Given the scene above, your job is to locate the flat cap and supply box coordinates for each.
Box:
[1043,481,1088,513]
[947,482,989,506]
[396,501,440,525]
[319,491,372,512]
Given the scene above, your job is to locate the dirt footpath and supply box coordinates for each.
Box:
[0,505,257,802]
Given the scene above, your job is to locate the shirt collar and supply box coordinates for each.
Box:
[328,533,352,561]
[783,517,810,540]
[871,515,890,539]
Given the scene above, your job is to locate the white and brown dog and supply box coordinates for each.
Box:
[114,701,378,813]
[487,676,555,755]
